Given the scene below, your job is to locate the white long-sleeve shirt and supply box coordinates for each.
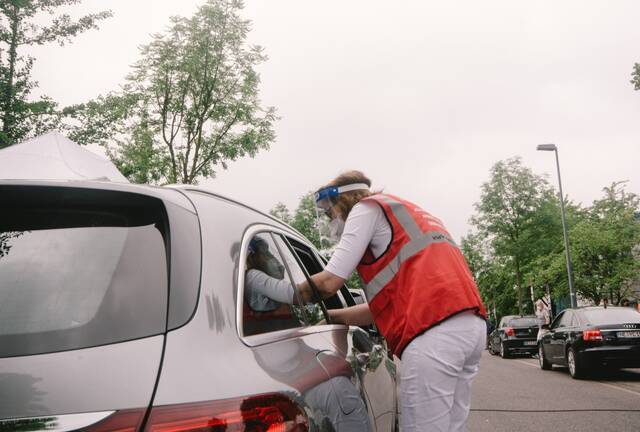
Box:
[245,269,295,311]
[325,201,392,279]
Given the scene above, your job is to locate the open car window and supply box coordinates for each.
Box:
[271,234,329,325]
[283,236,360,311]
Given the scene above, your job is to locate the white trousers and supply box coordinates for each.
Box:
[399,311,486,432]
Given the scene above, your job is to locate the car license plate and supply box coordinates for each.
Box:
[617,331,640,338]
[524,341,537,346]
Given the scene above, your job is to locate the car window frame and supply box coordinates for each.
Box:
[310,249,358,308]
[236,224,345,347]
[277,234,333,321]
[242,230,311,336]
[556,310,574,329]
[569,312,582,327]
[550,311,565,330]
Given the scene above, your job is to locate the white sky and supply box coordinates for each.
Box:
[28,0,640,240]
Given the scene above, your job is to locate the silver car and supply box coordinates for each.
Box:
[0,180,399,431]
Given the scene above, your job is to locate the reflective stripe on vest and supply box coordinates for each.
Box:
[363,196,459,300]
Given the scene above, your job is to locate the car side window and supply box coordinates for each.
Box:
[572,313,583,327]
[272,235,328,326]
[556,311,573,328]
[550,312,565,329]
[569,312,581,327]
[241,232,306,336]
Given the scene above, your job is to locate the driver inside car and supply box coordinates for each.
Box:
[245,236,296,311]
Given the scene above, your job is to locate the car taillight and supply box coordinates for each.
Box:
[504,327,515,337]
[144,393,308,432]
[583,329,603,341]
[81,408,146,432]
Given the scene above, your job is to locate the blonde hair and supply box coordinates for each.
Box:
[320,170,376,220]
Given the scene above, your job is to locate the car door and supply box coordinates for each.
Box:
[547,311,573,362]
[282,235,398,432]
[239,227,372,431]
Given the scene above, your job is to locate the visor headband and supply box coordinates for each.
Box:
[314,183,370,203]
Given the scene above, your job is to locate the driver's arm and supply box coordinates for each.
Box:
[246,269,295,304]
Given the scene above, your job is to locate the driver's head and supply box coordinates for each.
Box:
[247,236,285,279]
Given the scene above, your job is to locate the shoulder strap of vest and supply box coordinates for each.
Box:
[363,194,424,241]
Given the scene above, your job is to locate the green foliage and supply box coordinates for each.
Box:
[540,182,640,305]
[470,157,558,315]
[465,158,640,319]
[0,0,111,148]
[0,232,23,259]
[67,0,277,184]
[270,193,324,251]
[291,193,323,250]
[632,62,640,91]
[269,202,292,225]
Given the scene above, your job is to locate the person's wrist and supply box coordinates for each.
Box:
[330,309,345,325]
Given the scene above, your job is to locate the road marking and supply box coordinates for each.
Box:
[515,359,537,368]
[596,381,640,397]
[511,358,640,397]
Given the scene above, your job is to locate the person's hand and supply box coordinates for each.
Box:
[296,281,313,303]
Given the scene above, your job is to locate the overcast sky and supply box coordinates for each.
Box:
[29,0,640,240]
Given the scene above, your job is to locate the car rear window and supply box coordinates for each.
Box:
[582,308,640,326]
[508,318,540,327]
[0,186,168,357]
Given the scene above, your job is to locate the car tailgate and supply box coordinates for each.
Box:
[0,336,163,423]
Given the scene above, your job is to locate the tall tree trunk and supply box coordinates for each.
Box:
[1,6,19,148]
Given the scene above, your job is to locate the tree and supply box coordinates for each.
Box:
[470,157,559,315]
[631,62,640,91]
[0,0,111,148]
[269,202,292,225]
[542,182,640,305]
[461,231,516,320]
[67,0,277,184]
[270,193,324,251]
[0,231,23,259]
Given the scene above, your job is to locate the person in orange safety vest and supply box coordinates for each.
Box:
[297,170,487,432]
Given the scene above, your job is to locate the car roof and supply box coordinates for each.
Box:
[0,179,304,240]
[573,306,628,312]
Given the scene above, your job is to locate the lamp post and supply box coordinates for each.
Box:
[537,144,577,308]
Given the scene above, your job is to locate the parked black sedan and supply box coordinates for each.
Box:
[539,306,640,379]
[488,315,540,358]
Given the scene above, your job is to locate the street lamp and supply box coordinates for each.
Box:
[537,143,577,308]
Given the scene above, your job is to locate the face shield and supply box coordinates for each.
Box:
[313,183,370,245]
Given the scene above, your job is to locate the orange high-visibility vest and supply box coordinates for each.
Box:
[356,194,487,357]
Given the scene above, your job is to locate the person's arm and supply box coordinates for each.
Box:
[246,269,295,304]
[297,202,381,302]
[296,270,345,303]
[327,303,374,326]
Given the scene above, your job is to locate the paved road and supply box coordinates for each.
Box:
[468,350,640,431]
